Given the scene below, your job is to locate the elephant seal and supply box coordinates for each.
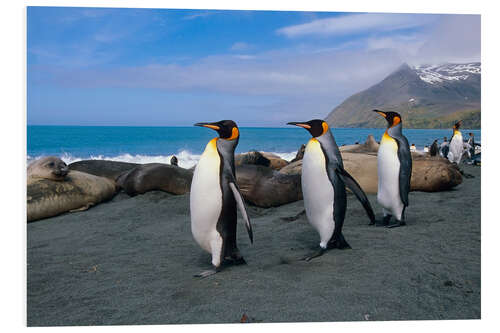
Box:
[27,170,117,222]
[235,164,302,207]
[68,160,139,181]
[116,163,193,196]
[259,152,289,170]
[410,155,463,191]
[235,151,271,168]
[235,151,289,170]
[290,144,306,163]
[340,135,379,154]
[27,156,69,183]
[279,152,462,194]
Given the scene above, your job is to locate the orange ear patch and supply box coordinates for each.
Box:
[227,127,239,140]
[392,116,401,127]
[322,122,329,135]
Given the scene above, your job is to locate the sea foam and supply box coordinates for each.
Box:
[27,149,297,169]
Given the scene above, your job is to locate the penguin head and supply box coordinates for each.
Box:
[453,120,462,130]
[194,120,239,140]
[373,110,402,128]
[287,119,329,137]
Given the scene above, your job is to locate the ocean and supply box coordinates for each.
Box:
[27,126,481,169]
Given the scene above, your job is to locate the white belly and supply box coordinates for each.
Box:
[302,138,335,248]
[190,138,223,254]
[448,132,463,163]
[377,135,404,219]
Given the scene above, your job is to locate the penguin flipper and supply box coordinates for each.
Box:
[335,167,376,224]
[229,182,254,243]
[392,133,412,208]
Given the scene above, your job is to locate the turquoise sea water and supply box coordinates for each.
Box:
[27,126,481,168]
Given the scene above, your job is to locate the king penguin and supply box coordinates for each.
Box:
[430,140,439,156]
[373,110,412,228]
[287,119,375,260]
[190,120,253,278]
[448,120,464,164]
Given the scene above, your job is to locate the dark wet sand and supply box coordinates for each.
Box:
[27,164,480,326]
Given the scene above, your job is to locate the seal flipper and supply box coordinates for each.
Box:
[335,167,376,224]
[229,182,253,243]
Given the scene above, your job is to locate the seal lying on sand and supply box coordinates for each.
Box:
[235,151,289,170]
[28,158,117,222]
[69,160,139,181]
[28,156,69,183]
[116,163,193,196]
[340,135,380,154]
[280,153,462,194]
[236,164,302,207]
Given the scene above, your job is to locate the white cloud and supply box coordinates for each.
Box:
[233,54,256,60]
[230,42,252,51]
[411,15,481,64]
[30,14,480,123]
[277,13,438,38]
[182,11,217,20]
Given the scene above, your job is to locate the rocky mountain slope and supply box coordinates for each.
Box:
[325,62,481,128]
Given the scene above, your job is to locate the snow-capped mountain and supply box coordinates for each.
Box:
[414,63,481,85]
[325,62,481,129]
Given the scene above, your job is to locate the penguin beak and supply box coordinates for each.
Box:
[287,122,311,129]
[373,110,387,118]
[194,122,220,131]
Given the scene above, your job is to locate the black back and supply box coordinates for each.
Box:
[215,138,240,260]
[387,123,412,208]
[316,131,347,244]
[317,130,376,243]
[430,140,438,156]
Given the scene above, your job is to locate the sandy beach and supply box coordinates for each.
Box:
[27,164,480,326]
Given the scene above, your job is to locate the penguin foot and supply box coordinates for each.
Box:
[194,269,219,278]
[226,256,247,265]
[328,235,351,249]
[301,248,325,261]
[375,215,392,227]
[386,220,406,228]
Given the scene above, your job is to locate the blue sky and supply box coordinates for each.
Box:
[27,7,480,126]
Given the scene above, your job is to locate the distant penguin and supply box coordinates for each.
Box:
[190,120,253,278]
[430,140,439,156]
[467,132,476,161]
[448,121,464,164]
[440,137,449,158]
[410,144,417,152]
[373,110,412,228]
[287,119,375,260]
[170,155,178,166]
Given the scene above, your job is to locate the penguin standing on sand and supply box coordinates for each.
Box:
[448,121,464,164]
[430,140,439,156]
[373,110,412,228]
[287,119,375,260]
[440,137,449,158]
[190,120,253,278]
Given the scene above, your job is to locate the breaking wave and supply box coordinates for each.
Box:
[27,150,298,169]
